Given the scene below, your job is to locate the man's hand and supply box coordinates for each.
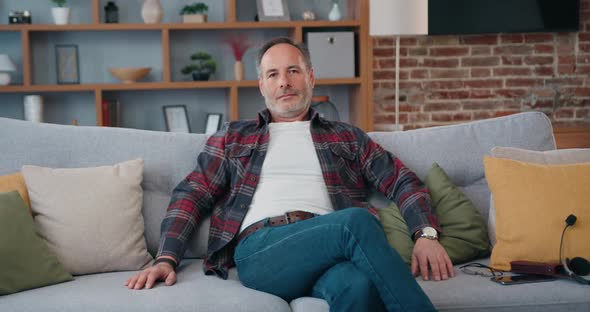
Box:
[411,238,455,281]
[125,261,177,290]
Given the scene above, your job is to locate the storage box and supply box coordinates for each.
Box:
[306,32,355,78]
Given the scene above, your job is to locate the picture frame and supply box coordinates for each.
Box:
[205,113,222,135]
[163,105,191,133]
[55,44,80,84]
[256,0,290,21]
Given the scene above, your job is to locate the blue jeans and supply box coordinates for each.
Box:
[234,208,436,312]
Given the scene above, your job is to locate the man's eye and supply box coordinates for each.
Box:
[289,69,299,74]
[267,73,276,78]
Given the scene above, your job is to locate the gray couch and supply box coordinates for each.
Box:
[1,112,588,312]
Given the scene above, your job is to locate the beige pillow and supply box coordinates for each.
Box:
[484,156,590,271]
[22,159,153,275]
[488,147,590,245]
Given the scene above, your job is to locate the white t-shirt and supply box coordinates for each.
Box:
[239,121,334,233]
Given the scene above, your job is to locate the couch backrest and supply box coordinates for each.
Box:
[0,117,207,257]
[0,112,555,259]
[367,112,555,222]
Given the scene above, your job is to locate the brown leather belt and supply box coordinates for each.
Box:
[236,210,318,245]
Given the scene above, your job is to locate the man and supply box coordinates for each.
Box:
[126,37,454,311]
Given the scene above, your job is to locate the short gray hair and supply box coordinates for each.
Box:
[256,37,313,76]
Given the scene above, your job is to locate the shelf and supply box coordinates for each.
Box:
[0,20,362,32]
[0,78,362,93]
[0,0,371,130]
[553,124,590,148]
[0,84,96,93]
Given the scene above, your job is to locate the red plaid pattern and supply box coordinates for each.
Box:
[157,109,439,279]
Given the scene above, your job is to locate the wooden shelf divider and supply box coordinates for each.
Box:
[225,0,237,23]
[162,29,171,82]
[21,30,31,86]
[92,0,100,24]
[95,89,103,126]
[228,86,239,121]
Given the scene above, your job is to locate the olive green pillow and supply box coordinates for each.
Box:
[378,163,490,265]
[0,191,73,295]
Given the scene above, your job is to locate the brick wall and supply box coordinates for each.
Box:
[372,0,590,131]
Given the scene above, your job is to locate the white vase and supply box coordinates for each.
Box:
[24,95,43,123]
[51,7,70,25]
[0,72,11,85]
[141,0,163,24]
[328,3,342,21]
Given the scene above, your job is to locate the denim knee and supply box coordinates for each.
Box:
[338,207,378,227]
[343,268,378,299]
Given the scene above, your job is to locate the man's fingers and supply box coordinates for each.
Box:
[419,255,429,280]
[411,254,418,276]
[436,255,448,281]
[165,271,177,286]
[145,270,160,289]
[445,253,455,277]
[127,275,138,289]
[134,273,148,290]
[430,255,442,281]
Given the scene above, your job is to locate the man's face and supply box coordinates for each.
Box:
[258,43,315,121]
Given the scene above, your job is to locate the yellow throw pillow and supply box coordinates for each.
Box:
[0,173,31,213]
[483,156,590,271]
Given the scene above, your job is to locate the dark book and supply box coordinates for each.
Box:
[101,99,120,127]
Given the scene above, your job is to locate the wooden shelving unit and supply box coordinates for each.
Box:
[553,125,590,148]
[0,0,371,131]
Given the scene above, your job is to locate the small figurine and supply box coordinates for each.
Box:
[302,10,316,21]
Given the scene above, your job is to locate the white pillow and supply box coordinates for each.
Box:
[22,159,153,275]
[488,147,590,245]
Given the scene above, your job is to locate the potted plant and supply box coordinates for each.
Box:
[180,2,208,23]
[181,51,217,81]
[51,0,70,25]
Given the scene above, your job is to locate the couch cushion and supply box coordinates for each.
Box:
[488,147,590,245]
[0,191,73,295]
[0,118,209,259]
[291,259,590,312]
[420,259,590,312]
[0,172,31,212]
[22,159,153,275]
[378,163,489,265]
[0,259,291,312]
[368,112,555,225]
[483,156,590,271]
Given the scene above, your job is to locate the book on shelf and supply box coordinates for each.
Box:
[101,99,120,127]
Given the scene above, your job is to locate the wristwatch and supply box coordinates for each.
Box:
[413,226,438,241]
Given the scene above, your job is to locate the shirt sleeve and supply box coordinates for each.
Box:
[356,129,441,235]
[156,131,229,263]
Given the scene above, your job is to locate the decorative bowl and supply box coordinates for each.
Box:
[108,67,151,84]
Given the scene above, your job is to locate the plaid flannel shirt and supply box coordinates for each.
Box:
[157,108,439,279]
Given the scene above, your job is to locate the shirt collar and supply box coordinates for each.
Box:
[256,107,326,128]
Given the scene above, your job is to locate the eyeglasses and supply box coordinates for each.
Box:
[460,263,504,278]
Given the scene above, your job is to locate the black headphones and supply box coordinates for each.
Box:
[559,214,590,285]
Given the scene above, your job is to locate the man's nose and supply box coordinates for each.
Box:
[278,73,291,88]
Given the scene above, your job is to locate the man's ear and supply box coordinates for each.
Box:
[258,77,265,97]
[309,67,316,88]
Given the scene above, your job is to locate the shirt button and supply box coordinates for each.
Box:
[250,177,256,181]
[240,204,245,209]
